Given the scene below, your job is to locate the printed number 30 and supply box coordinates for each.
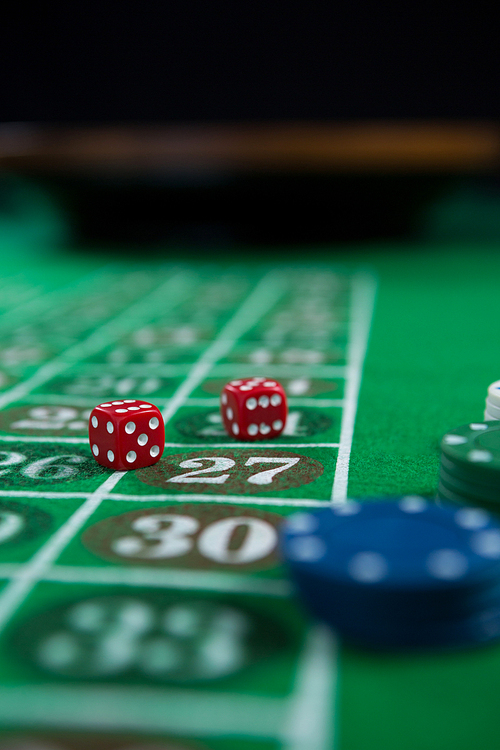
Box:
[167,456,300,486]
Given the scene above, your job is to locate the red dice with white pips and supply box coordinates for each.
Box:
[220,378,287,440]
[88,400,165,470]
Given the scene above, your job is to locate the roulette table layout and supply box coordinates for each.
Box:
[0,123,499,749]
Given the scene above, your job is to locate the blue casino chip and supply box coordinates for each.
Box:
[320,602,500,650]
[282,498,500,590]
[280,497,500,650]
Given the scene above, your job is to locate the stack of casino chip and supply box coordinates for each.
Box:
[484,380,500,421]
[438,422,500,512]
[280,498,500,650]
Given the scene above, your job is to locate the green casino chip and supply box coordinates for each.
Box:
[439,467,500,505]
[440,454,500,489]
[436,481,493,508]
[437,481,500,516]
[440,422,500,482]
[437,481,473,504]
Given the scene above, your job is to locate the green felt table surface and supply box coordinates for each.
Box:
[0,233,499,750]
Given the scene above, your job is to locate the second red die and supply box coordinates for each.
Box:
[89,399,165,470]
[220,378,287,440]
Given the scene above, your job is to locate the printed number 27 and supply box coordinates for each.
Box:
[168,456,300,486]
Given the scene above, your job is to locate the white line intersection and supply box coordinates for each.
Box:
[0,266,377,749]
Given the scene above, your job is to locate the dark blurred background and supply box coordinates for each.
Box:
[1,4,500,248]
[2,4,499,122]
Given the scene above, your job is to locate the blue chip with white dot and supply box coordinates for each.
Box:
[283,498,500,589]
[280,498,500,649]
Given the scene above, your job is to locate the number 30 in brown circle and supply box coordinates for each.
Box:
[82,504,285,571]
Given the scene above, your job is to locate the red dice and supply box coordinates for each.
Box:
[88,399,165,470]
[220,377,287,440]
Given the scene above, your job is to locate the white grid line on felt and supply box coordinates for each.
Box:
[0,471,126,634]
[0,270,195,412]
[330,271,377,506]
[160,271,288,427]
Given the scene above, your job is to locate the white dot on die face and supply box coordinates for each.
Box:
[248,423,258,436]
[115,409,127,413]
[259,423,271,435]
[111,401,124,405]
[221,393,228,405]
[100,403,112,407]
[92,444,99,456]
[455,507,490,529]
[226,407,234,420]
[150,445,160,457]
[470,423,489,431]
[246,397,257,410]
[137,433,148,446]
[258,395,269,408]
[139,404,151,409]
[444,434,467,445]
[288,535,326,562]
[470,530,500,559]
[399,496,427,513]
[106,421,114,434]
[232,423,239,435]
[272,419,283,430]
[91,416,98,428]
[107,450,114,462]
[348,552,388,583]
[230,380,242,386]
[128,406,140,411]
[286,513,319,534]
[239,385,252,391]
[125,421,136,434]
[149,417,159,429]
[427,549,469,580]
[263,381,276,387]
[468,450,493,463]
[270,393,282,406]
[123,400,136,403]
[126,451,137,463]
